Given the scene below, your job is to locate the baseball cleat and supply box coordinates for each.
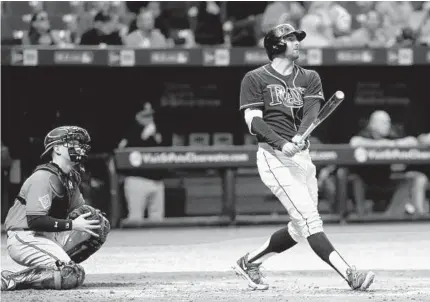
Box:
[346,266,375,291]
[232,253,269,290]
[1,271,16,291]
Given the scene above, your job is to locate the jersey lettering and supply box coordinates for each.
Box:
[267,84,304,108]
[54,221,58,228]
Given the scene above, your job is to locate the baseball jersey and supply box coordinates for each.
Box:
[4,162,85,231]
[240,63,325,142]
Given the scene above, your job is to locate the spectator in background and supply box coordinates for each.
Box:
[192,1,224,46]
[307,2,352,39]
[349,110,429,216]
[127,2,171,40]
[375,1,414,41]
[261,1,305,35]
[299,13,332,48]
[394,2,430,46]
[22,11,61,45]
[118,102,165,226]
[225,1,268,46]
[333,10,389,47]
[418,132,430,146]
[62,14,81,45]
[80,11,123,46]
[147,1,170,40]
[125,10,167,48]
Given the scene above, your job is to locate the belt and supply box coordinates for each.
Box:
[258,142,310,152]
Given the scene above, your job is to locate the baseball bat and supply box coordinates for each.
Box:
[298,90,345,144]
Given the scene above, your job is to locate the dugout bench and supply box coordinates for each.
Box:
[106,145,430,228]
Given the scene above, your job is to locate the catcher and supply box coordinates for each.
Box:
[1,126,110,291]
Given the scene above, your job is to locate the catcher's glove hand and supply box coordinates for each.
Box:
[64,205,111,263]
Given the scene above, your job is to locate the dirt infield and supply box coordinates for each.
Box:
[2,222,430,302]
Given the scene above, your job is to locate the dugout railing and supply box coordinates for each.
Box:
[84,146,430,229]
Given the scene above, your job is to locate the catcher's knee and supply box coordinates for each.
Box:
[58,261,85,290]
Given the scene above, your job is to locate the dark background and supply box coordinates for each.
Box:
[2,65,429,157]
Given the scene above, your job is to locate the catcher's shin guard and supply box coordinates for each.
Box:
[1,261,85,290]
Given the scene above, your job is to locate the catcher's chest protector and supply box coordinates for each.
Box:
[34,163,81,219]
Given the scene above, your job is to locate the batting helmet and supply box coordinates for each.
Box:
[41,126,91,162]
[264,24,306,61]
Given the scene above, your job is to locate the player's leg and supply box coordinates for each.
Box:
[123,176,146,223]
[2,231,85,290]
[233,148,301,290]
[405,171,428,214]
[303,152,375,291]
[1,261,85,290]
[147,180,165,221]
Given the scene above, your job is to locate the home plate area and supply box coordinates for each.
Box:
[1,223,430,302]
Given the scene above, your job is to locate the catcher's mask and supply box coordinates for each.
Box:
[41,126,91,163]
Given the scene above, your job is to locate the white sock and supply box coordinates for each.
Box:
[328,251,350,279]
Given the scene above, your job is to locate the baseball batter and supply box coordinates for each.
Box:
[233,24,375,291]
[1,126,110,291]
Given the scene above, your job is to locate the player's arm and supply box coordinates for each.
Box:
[297,71,325,136]
[26,172,73,232]
[118,138,128,149]
[240,72,287,151]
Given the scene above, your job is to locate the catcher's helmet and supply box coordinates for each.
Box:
[41,126,91,162]
[264,24,306,61]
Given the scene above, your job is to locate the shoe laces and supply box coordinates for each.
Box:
[347,266,360,287]
[246,262,265,283]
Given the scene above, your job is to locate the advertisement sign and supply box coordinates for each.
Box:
[54,50,93,64]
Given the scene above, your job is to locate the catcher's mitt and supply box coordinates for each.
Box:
[64,205,110,263]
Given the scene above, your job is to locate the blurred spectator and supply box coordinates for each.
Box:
[29,1,45,14]
[333,10,390,47]
[190,1,224,45]
[375,1,414,40]
[22,11,61,45]
[394,2,430,46]
[339,1,375,31]
[80,11,123,46]
[418,132,430,146]
[90,1,112,16]
[299,13,331,48]
[127,2,170,39]
[225,2,268,46]
[147,1,170,39]
[349,110,429,216]
[62,14,81,45]
[125,1,147,15]
[125,10,167,48]
[118,102,165,225]
[261,1,305,35]
[307,2,352,39]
